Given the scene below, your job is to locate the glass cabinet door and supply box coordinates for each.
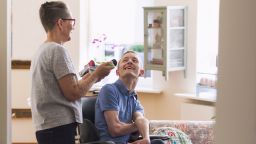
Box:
[144,9,166,68]
[167,7,186,70]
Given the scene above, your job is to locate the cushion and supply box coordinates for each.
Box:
[152,127,192,144]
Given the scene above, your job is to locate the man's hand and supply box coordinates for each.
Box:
[104,110,138,137]
[133,112,150,143]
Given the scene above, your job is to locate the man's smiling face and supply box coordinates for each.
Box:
[116,51,144,78]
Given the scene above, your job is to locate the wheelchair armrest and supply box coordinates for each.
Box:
[149,135,170,140]
[137,135,170,141]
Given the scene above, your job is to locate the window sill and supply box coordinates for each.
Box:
[90,84,162,94]
[174,93,216,103]
[135,87,162,94]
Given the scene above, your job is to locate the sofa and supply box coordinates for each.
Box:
[149,120,215,144]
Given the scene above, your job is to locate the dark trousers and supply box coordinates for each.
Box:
[36,123,77,144]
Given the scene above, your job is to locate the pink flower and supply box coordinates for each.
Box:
[91,34,107,48]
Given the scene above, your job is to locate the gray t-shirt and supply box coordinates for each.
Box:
[30,42,82,131]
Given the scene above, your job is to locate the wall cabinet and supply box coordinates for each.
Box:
[143,6,187,79]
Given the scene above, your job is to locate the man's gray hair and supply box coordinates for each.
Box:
[117,50,143,68]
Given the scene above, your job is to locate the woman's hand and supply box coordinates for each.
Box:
[93,62,115,82]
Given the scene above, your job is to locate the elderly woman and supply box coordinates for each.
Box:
[30,1,114,144]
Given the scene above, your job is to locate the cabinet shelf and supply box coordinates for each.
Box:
[168,67,185,71]
[147,27,162,30]
[168,27,185,29]
[147,47,163,50]
[168,48,185,50]
[145,65,164,71]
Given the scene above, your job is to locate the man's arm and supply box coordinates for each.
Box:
[58,62,114,101]
[104,110,138,137]
[132,112,150,144]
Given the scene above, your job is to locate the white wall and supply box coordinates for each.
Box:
[215,0,256,143]
[12,0,81,70]
[12,118,36,142]
[153,0,197,93]
[0,0,11,143]
[12,0,44,60]
[79,0,90,70]
[11,0,84,108]
[12,70,31,108]
[181,103,215,120]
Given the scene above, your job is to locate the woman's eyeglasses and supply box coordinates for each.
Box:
[61,18,76,26]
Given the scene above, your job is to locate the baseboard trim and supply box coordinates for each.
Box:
[12,60,31,69]
[12,143,36,144]
[12,108,32,118]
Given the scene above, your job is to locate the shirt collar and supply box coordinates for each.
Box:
[114,79,136,97]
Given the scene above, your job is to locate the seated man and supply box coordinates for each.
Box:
[95,51,164,144]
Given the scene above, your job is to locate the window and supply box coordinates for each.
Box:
[196,0,219,98]
[87,0,153,88]
[86,0,220,94]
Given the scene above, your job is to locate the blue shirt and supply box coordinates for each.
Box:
[95,79,144,144]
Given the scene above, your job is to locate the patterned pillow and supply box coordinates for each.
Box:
[152,127,192,144]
